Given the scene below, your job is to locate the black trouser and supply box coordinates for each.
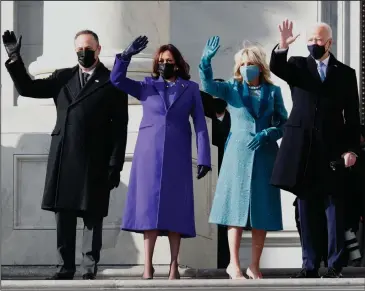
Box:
[56,211,103,276]
[217,225,230,268]
[298,195,345,271]
[294,198,328,267]
[217,148,230,268]
[297,134,346,271]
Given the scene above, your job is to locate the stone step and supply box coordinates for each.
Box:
[2,265,365,279]
[2,278,365,291]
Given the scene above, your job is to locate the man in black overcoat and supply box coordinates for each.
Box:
[269,20,361,278]
[2,29,129,280]
[200,79,231,269]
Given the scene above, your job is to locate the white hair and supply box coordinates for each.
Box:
[308,22,333,39]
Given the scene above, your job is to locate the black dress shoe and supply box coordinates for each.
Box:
[46,272,74,280]
[82,273,96,280]
[291,268,320,278]
[321,267,343,278]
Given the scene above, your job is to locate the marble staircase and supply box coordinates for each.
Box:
[2,266,365,291]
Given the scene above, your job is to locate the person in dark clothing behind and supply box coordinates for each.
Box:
[200,78,231,169]
[357,132,365,267]
[200,78,231,269]
[322,134,363,267]
[345,134,365,266]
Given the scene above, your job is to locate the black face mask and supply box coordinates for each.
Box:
[158,63,176,79]
[307,42,328,60]
[77,49,96,68]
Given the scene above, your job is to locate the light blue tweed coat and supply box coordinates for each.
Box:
[199,63,288,230]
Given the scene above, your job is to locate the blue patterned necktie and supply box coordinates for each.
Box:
[318,62,326,82]
[83,72,90,86]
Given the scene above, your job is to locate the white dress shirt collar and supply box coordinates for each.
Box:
[315,55,330,67]
[81,67,96,75]
[217,112,225,121]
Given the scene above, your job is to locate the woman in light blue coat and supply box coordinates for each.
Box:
[199,36,288,279]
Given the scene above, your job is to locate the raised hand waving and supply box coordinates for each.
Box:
[278,20,300,49]
[201,36,221,67]
[120,35,149,60]
[2,30,22,58]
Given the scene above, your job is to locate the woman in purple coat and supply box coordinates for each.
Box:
[110,36,211,280]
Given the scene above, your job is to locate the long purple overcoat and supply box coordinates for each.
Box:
[110,55,211,238]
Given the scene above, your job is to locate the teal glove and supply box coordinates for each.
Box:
[201,36,220,68]
[247,131,268,151]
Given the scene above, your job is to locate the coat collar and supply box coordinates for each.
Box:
[152,76,189,111]
[65,61,110,106]
[238,81,270,119]
[324,52,339,83]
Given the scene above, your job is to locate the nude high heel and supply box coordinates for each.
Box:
[246,266,263,279]
[226,265,246,280]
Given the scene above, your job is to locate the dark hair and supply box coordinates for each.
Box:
[74,30,99,44]
[214,98,227,112]
[152,44,190,80]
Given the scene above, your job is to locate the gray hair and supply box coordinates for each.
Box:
[308,22,333,39]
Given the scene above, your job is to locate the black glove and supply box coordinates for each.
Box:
[197,165,211,180]
[108,166,121,190]
[2,30,22,58]
[120,35,148,60]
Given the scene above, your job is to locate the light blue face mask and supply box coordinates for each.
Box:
[240,65,260,82]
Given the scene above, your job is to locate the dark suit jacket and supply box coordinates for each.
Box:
[200,90,231,170]
[5,56,129,217]
[269,45,361,196]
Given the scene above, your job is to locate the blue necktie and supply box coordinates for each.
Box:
[82,72,90,87]
[318,62,326,82]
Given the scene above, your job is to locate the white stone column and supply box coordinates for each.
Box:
[0,0,2,285]
[348,0,361,85]
[1,1,17,107]
[27,1,170,105]
[333,1,361,88]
